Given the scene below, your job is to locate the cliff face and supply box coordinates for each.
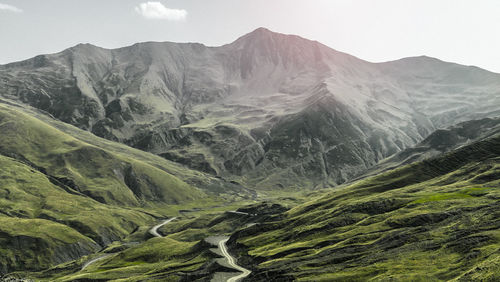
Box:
[1,28,499,188]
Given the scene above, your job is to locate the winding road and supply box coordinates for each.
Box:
[148,217,177,237]
[81,254,112,270]
[81,216,250,281]
[81,217,177,271]
[227,211,251,216]
[219,238,251,282]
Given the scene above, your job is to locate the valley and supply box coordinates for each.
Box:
[0,28,498,281]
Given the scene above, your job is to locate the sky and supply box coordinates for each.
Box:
[1,0,499,73]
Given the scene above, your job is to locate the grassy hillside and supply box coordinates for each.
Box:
[41,134,500,281]
[0,99,254,199]
[231,135,500,281]
[0,103,235,274]
[38,238,213,282]
[0,154,153,273]
[0,103,207,206]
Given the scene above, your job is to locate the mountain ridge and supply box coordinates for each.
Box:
[1,27,499,188]
[5,28,499,75]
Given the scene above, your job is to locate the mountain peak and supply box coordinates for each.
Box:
[234,27,296,43]
[70,43,100,51]
[228,27,322,55]
[249,27,273,35]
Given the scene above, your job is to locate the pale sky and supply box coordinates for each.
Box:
[1,0,499,73]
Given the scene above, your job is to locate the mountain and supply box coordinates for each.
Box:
[229,134,500,281]
[1,27,499,281]
[1,28,499,189]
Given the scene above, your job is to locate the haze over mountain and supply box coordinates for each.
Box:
[1,28,499,190]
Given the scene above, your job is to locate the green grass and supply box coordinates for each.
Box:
[0,104,207,206]
[411,187,493,204]
[32,211,245,281]
[0,154,156,272]
[0,215,98,272]
[0,103,234,275]
[233,135,500,281]
[2,96,499,281]
[37,199,297,281]
[411,192,472,203]
[51,237,208,281]
[7,101,260,200]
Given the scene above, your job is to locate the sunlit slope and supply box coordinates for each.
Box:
[0,100,252,198]
[0,103,216,273]
[233,134,500,281]
[0,154,155,273]
[0,104,205,206]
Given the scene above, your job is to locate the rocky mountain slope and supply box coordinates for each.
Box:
[2,28,499,189]
[356,116,500,180]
